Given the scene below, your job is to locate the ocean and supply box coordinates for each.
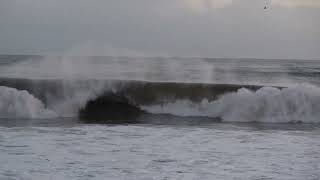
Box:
[0,55,319,179]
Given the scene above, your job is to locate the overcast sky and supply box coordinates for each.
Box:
[0,0,319,59]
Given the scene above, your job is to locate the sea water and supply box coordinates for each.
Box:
[0,55,319,179]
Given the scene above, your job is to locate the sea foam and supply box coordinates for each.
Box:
[142,85,320,123]
[0,86,57,119]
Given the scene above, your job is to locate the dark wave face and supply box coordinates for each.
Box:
[79,92,144,124]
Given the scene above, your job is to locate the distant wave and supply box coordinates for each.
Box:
[0,78,319,123]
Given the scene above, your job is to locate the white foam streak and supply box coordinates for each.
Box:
[142,85,320,123]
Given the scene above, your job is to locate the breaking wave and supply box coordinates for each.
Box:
[0,86,56,119]
[0,77,319,123]
[143,85,320,123]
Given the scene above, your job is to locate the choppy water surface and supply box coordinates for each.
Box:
[0,55,320,179]
[1,123,320,180]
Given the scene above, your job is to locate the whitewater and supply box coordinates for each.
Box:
[0,55,320,179]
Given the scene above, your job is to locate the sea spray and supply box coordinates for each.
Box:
[47,80,108,117]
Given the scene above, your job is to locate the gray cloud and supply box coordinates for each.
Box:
[0,0,319,59]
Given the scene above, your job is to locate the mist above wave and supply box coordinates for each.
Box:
[1,55,311,86]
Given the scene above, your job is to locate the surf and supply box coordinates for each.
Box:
[0,77,319,123]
